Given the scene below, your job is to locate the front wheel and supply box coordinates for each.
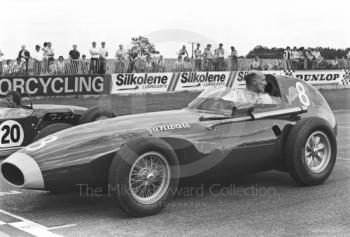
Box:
[285,117,337,186]
[108,137,179,217]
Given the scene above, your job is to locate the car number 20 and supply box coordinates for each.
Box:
[0,120,24,148]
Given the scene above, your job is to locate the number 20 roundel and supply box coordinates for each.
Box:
[0,120,24,148]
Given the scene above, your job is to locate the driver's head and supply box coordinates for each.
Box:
[6,90,21,108]
[244,71,267,93]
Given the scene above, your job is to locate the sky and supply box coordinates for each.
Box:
[0,0,349,59]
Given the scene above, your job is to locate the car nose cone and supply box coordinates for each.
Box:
[1,152,44,189]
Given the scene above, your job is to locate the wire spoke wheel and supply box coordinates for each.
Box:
[304,131,331,174]
[129,151,171,205]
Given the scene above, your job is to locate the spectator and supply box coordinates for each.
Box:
[178,45,189,59]
[145,55,152,72]
[56,56,65,74]
[0,49,3,76]
[214,43,225,71]
[194,43,202,71]
[291,46,299,70]
[47,42,55,60]
[174,56,184,72]
[18,45,30,75]
[99,41,108,74]
[283,46,292,70]
[202,44,213,71]
[184,56,192,72]
[81,54,90,74]
[229,46,238,71]
[69,44,80,74]
[127,46,139,73]
[12,58,23,76]
[48,58,56,74]
[2,60,11,76]
[157,55,166,72]
[251,56,262,70]
[32,45,42,75]
[42,42,49,74]
[305,48,314,70]
[298,47,306,70]
[115,44,127,73]
[89,41,99,74]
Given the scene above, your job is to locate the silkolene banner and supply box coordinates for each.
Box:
[110,73,173,94]
[173,71,232,91]
[0,75,109,96]
[281,70,344,85]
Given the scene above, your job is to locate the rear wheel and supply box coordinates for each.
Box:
[108,137,179,217]
[34,123,73,141]
[78,106,115,124]
[285,117,337,186]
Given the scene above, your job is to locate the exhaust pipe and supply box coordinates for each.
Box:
[1,153,44,189]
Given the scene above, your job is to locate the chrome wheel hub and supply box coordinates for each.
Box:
[304,131,331,174]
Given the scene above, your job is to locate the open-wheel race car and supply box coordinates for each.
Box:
[0,93,115,157]
[1,74,337,217]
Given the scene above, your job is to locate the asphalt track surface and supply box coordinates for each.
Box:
[0,111,349,237]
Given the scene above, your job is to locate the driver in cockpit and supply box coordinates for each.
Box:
[5,90,21,108]
[244,71,276,104]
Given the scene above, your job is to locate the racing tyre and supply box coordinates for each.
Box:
[34,123,73,141]
[285,117,337,186]
[108,137,179,217]
[78,106,115,124]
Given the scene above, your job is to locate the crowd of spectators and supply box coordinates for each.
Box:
[1,43,350,77]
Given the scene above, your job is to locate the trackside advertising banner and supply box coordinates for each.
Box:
[172,71,234,92]
[111,73,173,94]
[281,70,345,85]
[0,75,110,96]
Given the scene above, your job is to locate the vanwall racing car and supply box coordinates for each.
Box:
[0,93,115,157]
[1,74,337,217]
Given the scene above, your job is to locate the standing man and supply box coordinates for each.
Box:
[99,42,108,74]
[32,45,42,75]
[18,45,30,75]
[178,45,189,59]
[214,43,225,71]
[283,46,292,70]
[115,44,127,73]
[69,44,80,74]
[194,43,202,71]
[229,46,238,71]
[202,44,213,71]
[89,42,99,74]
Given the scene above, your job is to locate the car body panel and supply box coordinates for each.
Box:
[1,75,337,191]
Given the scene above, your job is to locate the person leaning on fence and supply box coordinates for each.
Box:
[178,45,189,59]
[174,56,184,72]
[81,54,90,74]
[18,45,30,75]
[127,47,139,73]
[194,43,202,71]
[291,46,299,70]
[12,58,23,76]
[56,56,66,74]
[183,56,192,72]
[305,48,314,70]
[32,45,42,75]
[203,44,213,71]
[115,44,127,73]
[229,46,238,71]
[89,41,99,74]
[69,44,80,74]
[251,56,262,70]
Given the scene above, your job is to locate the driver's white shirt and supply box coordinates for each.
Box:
[223,88,276,105]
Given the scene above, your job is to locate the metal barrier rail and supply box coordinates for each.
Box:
[1,58,349,76]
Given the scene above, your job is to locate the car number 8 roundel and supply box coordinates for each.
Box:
[296,82,310,107]
[0,120,24,148]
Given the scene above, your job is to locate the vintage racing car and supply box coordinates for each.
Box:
[0,94,115,157]
[1,75,337,217]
